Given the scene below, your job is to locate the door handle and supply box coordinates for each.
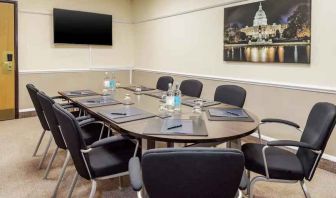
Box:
[3,51,14,71]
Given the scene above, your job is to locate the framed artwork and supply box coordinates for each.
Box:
[224,0,311,63]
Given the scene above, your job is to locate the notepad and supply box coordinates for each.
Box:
[160,119,193,134]
[144,91,166,99]
[78,97,121,107]
[108,107,144,119]
[122,86,155,92]
[98,107,156,124]
[206,108,254,122]
[62,90,99,97]
[143,118,208,136]
[182,98,221,107]
[208,108,248,118]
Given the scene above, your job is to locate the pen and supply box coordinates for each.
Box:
[111,113,127,115]
[167,124,183,130]
[226,111,240,116]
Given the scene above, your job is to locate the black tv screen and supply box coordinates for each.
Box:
[53,9,112,45]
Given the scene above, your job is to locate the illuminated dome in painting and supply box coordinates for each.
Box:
[253,2,268,26]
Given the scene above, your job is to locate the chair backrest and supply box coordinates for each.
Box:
[37,92,67,149]
[180,79,203,98]
[52,103,92,180]
[214,85,247,108]
[26,84,49,131]
[156,76,174,91]
[141,148,244,198]
[297,102,336,180]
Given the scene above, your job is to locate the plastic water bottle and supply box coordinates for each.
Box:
[110,72,116,91]
[174,83,181,112]
[103,72,111,95]
[166,83,174,111]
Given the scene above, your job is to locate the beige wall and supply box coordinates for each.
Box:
[19,0,134,70]
[20,70,130,109]
[132,0,336,89]
[17,0,133,110]
[131,0,336,158]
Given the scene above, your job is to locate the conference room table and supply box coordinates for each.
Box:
[58,87,260,151]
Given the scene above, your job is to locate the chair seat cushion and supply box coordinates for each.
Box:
[81,123,105,145]
[89,139,138,178]
[242,143,304,180]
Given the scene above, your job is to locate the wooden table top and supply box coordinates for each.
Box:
[59,88,260,144]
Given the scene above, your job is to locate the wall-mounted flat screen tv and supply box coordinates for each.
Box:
[53,8,112,45]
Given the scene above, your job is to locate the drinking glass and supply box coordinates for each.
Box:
[116,81,121,88]
[123,94,132,105]
[159,103,168,113]
[161,93,167,103]
[192,98,204,114]
[135,86,142,92]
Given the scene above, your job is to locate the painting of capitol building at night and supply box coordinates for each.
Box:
[224,0,311,64]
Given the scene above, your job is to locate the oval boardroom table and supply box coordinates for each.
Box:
[58,88,260,151]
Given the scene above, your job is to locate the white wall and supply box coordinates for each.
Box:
[133,0,336,90]
[18,0,134,71]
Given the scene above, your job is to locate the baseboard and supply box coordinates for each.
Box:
[19,109,36,118]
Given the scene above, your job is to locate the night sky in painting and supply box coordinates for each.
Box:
[224,0,311,27]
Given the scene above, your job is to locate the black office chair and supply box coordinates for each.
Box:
[26,84,54,167]
[26,84,79,168]
[214,85,246,108]
[129,148,245,198]
[242,102,336,198]
[180,79,203,98]
[37,92,107,197]
[53,103,140,198]
[156,76,174,91]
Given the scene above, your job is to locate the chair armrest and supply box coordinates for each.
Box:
[61,104,75,109]
[76,115,91,121]
[261,118,300,129]
[51,95,65,100]
[128,157,143,191]
[267,140,315,150]
[89,135,130,149]
[78,118,96,126]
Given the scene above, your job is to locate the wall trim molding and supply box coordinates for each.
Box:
[133,68,336,95]
[19,66,132,74]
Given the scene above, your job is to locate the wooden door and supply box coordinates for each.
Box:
[0,1,16,120]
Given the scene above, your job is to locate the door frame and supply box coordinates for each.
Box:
[0,0,18,118]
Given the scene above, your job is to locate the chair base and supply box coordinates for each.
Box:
[52,151,71,198]
[38,134,53,169]
[66,171,129,198]
[248,175,311,198]
[44,147,59,179]
[32,130,46,157]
